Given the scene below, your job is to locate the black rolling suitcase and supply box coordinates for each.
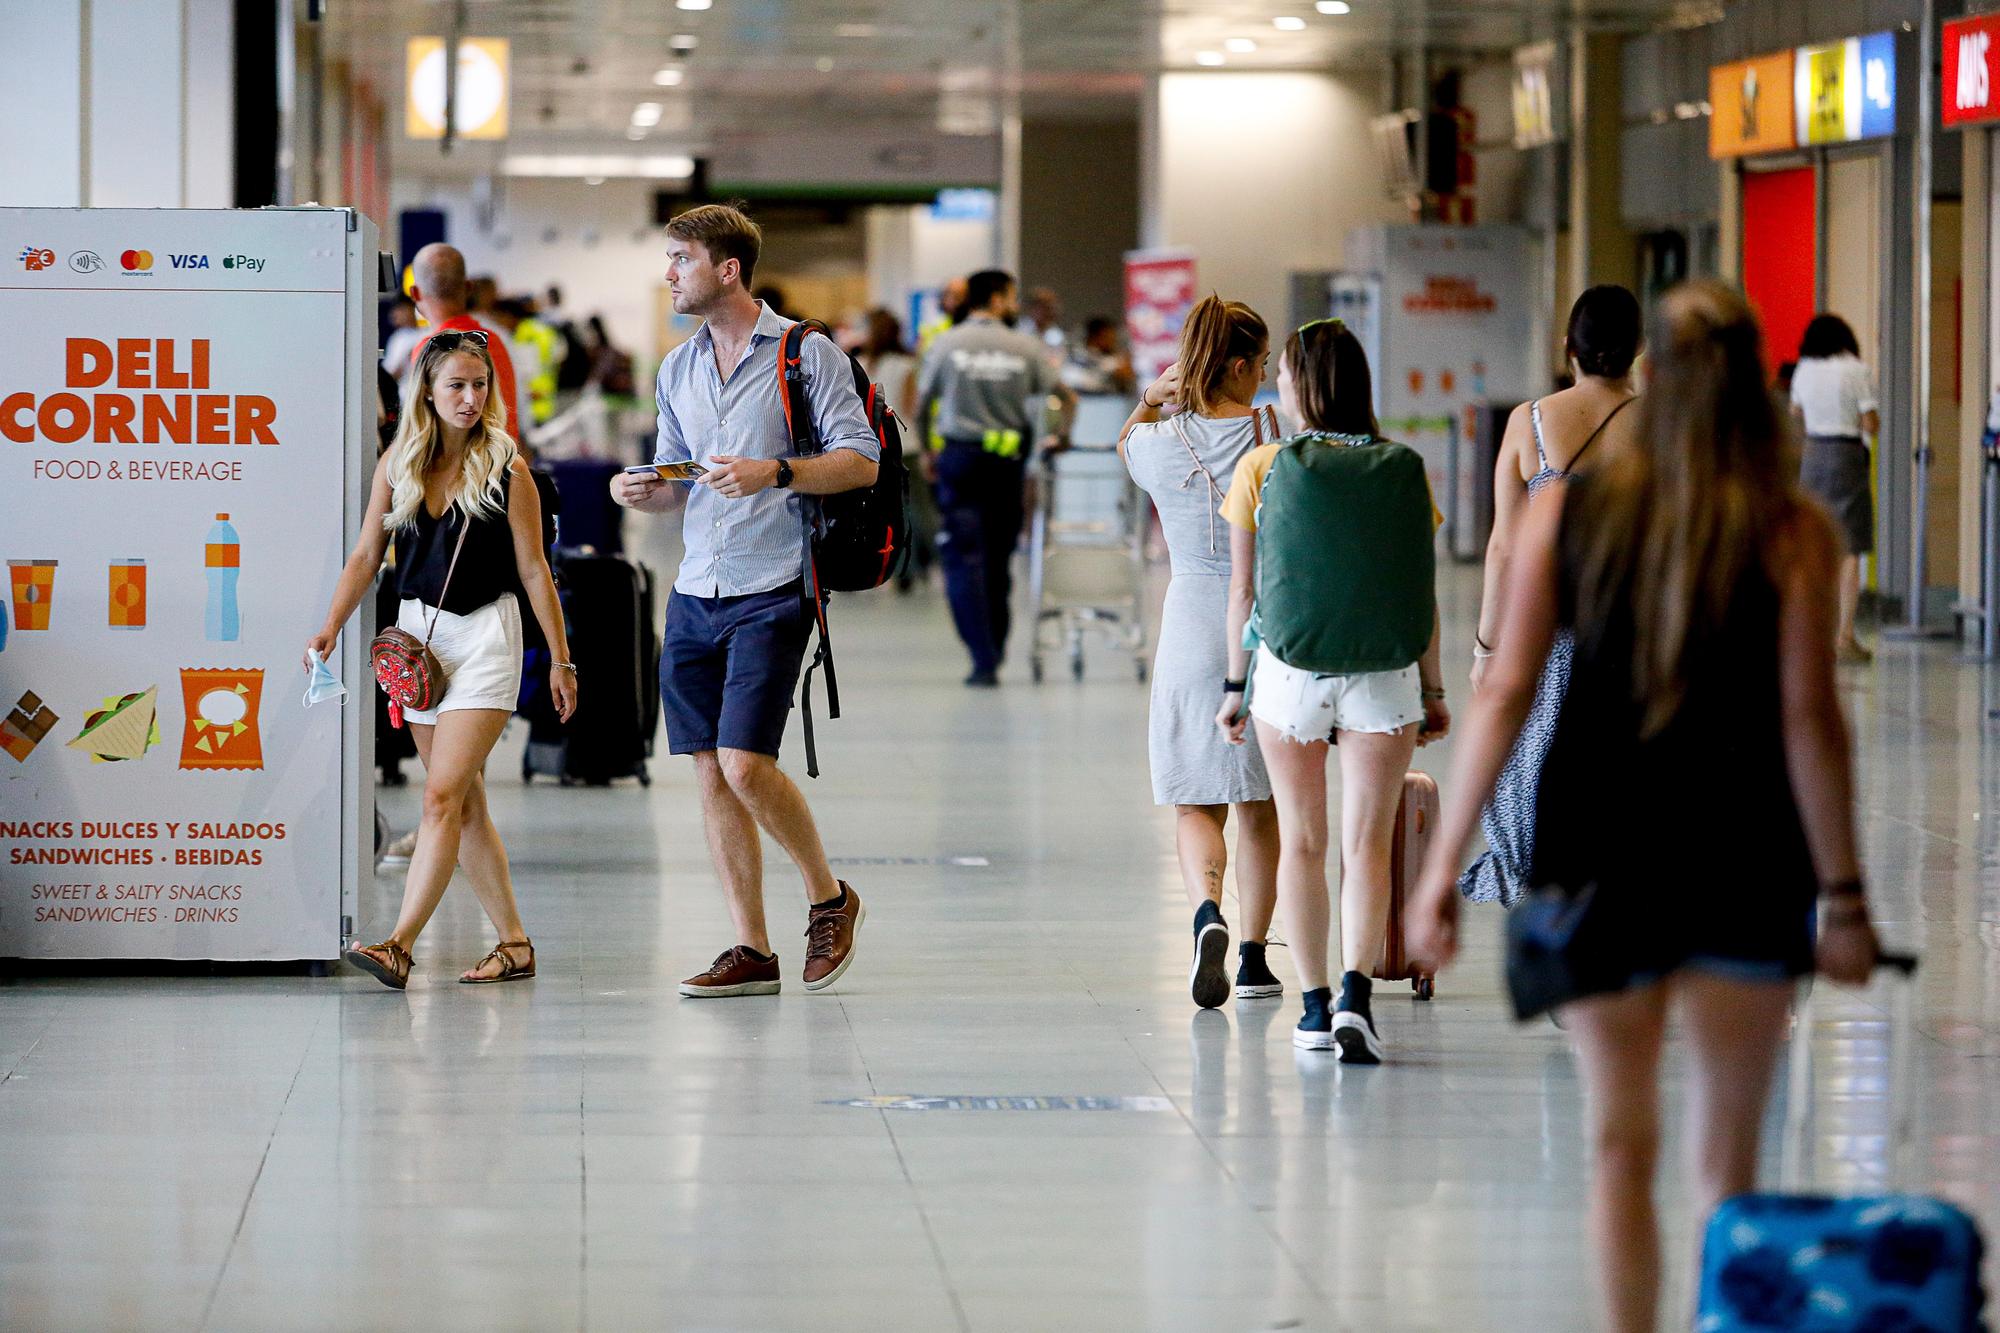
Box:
[522,549,659,786]
[546,458,625,555]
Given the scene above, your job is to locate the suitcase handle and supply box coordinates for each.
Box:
[1781,950,1922,1194]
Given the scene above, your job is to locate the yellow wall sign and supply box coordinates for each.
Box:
[1710,50,1797,159]
[405,37,510,141]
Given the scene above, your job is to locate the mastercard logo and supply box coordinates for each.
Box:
[120,250,154,271]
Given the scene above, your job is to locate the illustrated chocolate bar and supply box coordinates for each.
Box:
[2,690,59,762]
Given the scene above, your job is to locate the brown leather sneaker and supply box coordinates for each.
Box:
[802,882,865,991]
[678,946,781,998]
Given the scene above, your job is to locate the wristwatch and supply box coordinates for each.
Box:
[774,458,794,489]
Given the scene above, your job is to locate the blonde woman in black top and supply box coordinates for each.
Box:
[307,331,577,989]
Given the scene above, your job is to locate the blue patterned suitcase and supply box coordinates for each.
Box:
[1696,955,1989,1331]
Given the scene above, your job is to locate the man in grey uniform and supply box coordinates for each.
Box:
[916,269,1076,685]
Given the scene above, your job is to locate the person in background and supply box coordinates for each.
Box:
[753,284,797,321]
[484,300,540,436]
[585,315,637,399]
[1460,285,1642,909]
[1790,314,1880,663]
[917,269,1077,685]
[1019,286,1067,366]
[545,285,591,395]
[857,309,933,590]
[407,246,521,449]
[918,275,969,357]
[1119,295,1282,1009]
[1216,318,1449,1063]
[1063,316,1137,396]
[382,296,424,378]
[1409,282,1880,1333]
[310,329,577,989]
[508,296,566,426]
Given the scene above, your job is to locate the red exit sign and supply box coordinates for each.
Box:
[1945,13,2000,126]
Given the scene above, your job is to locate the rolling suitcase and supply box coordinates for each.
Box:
[522,549,658,786]
[1376,770,1439,1001]
[1695,954,1988,1331]
[545,457,625,556]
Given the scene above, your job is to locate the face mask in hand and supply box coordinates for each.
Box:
[303,650,347,708]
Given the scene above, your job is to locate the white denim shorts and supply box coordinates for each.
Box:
[1248,645,1422,744]
[394,593,523,725]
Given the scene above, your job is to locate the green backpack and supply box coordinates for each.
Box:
[1250,433,1436,676]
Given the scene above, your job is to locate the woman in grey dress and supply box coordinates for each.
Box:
[1120,295,1282,1010]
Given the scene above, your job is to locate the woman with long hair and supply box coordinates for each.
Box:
[1408,283,1880,1332]
[1461,286,1642,907]
[307,331,577,989]
[1119,295,1283,1009]
[1216,319,1449,1061]
[1791,313,1880,661]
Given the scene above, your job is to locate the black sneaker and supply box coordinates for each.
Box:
[1235,942,1283,999]
[1190,901,1229,1010]
[1293,987,1335,1050]
[964,670,999,688]
[1333,970,1383,1064]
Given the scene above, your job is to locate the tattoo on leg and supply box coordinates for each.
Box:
[1203,863,1224,901]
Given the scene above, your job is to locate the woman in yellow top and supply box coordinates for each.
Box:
[1215,319,1449,1062]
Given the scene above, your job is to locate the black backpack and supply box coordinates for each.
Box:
[774,320,913,777]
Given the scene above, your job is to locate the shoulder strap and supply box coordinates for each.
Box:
[420,516,471,647]
[1256,405,1279,444]
[1529,399,1549,470]
[776,322,816,455]
[1565,395,1638,474]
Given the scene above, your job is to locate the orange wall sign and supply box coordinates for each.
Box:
[1711,50,1798,159]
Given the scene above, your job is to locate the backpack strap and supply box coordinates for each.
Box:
[776,320,842,779]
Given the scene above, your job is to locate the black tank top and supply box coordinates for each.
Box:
[394,479,523,615]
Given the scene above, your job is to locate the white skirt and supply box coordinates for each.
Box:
[394,593,523,724]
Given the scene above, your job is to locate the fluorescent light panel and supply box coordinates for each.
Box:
[653,67,684,86]
[1273,16,1306,29]
[505,154,697,179]
[1194,50,1225,66]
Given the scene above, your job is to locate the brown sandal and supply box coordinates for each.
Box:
[460,939,535,984]
[345,939,412,990]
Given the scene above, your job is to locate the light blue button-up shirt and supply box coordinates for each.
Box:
[653,303,879,597]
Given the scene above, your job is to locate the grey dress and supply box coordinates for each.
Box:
[1125,410,1274,806]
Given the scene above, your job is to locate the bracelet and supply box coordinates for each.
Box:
[1421,688,1446,701]
[1472,645,1496,660]
[1475,633,1494,652]
[1820,877,1865,899]
[553,661,578,674]
[1222,678,1246,694]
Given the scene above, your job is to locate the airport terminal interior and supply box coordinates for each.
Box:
[6,0,2000,1330]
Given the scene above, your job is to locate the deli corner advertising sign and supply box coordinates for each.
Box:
[1712,50,1797,158]
[0,207,369,961]
[1711,31,1898,159]
[1945,13,2000,128]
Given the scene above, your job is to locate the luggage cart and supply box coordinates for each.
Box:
[1026,442,1149,683]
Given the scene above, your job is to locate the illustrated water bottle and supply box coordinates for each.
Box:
[204,513,240,642]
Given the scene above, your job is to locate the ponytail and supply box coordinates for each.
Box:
[1177,294,1268,415]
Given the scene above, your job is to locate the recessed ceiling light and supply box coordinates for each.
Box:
[653,67,684,86]
[815,56,835,72]
[675,0,711,10]
[584,176,606,186]
[1225,37,1256,53]
[626,127,647,140]
[669,33,698,51]
[1194,50,1225,66]
[632,102,663,126]
[836,23,876,37]
[1315,0,1350,12]
[1273,16,1306,29]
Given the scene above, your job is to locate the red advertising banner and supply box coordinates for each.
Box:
[1123,249,1197,384]
[1945,13,2000,127]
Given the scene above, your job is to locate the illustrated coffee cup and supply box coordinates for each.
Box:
[8,560,57,631]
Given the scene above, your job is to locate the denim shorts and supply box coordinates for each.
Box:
[1248,645,1422,744]
[660,579,809,758]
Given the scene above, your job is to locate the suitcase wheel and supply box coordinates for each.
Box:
[1413,977,1435,1001]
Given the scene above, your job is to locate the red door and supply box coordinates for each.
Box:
[1740,166,1817,378]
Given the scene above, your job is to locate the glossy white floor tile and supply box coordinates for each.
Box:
[3,521,1997,1332]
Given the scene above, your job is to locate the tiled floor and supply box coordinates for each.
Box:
[3,519,1997,1331]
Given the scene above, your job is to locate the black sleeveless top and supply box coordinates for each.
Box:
[394,477,524,616]
[1527,478,1816,977]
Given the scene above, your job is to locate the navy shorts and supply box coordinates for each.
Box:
[660,579,810,758]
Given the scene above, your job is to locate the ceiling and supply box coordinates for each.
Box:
[319,0,1717,178]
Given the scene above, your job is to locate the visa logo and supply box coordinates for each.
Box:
[169,254,210,270]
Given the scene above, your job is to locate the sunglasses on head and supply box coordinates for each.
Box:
[428,329,490,352]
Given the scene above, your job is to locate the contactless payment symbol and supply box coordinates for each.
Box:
[2,691,59,763]
[69,250,105,274]
[178,668,264,771]
[69,686,160,763]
